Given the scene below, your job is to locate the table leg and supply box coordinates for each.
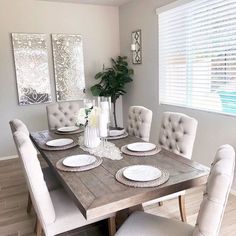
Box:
[108,216,116,236]
[116,204,144,229]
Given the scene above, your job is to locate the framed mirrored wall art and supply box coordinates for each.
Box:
[52,34,86,102]
[131,29,142,64]
[12,33,52,105]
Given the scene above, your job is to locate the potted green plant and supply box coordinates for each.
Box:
[90,56,134,129]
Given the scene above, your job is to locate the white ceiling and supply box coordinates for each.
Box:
[39,0,134,6]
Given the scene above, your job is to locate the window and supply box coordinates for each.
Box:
[158,0,236,115]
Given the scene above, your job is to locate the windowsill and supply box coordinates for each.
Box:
[159,102,236,119]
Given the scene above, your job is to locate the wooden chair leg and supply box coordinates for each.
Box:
[27,192,32,214]
[158,201,163,207]
[128,204,144,214]
[108,216,116,236]
[178,195,187,222]
[35,218,43,236]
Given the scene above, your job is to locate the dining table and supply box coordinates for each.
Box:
[30,130,209,221]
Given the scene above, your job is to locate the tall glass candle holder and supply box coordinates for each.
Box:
[83,98,95,109]
[98,96,111,147]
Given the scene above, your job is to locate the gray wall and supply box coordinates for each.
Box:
[119,0,236,188]
[0,0,121,157]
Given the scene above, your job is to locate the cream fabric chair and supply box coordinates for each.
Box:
[46,101,81,130]
[9,119,61,190]
[116,144,235,236]
[9,119,61,213]
[9,118,29,135]
[158,112,198,158]
[127,106,153,142]
[143,112,198,222]
[13,131,116,236]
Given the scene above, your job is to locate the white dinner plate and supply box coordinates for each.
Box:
[63,155,97,167]
[123,165,162,182]
[109,129,125,137]
[57,126,79,133]
[46,138,74,147]
[127,142,156,152]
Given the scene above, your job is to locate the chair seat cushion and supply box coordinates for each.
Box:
[42,167,61,191]
[115,211,194,236]
[46,189,114,236]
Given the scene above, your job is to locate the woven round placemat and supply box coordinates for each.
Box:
[56,156,103,172]
[116,166,169,188]
[39,139,78,151]
[54,129,84,135]
[107,132,129,140]
[121,145,161,156]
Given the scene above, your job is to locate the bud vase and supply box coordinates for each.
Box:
[84,126,100,148]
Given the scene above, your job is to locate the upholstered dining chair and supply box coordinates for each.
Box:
[143,112,198,222]
[46,101,81,130]
[9,119,61,213]
[116,144,235,236]
[127,106,153,142]
[13,131,116,236]
[9,118,29,135]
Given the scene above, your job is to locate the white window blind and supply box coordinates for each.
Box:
[158,0,236,116]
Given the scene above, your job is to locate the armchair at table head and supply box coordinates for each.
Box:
[13,131,56,232]
[9,119,29,136]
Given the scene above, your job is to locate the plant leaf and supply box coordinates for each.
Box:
[90,85,102,96]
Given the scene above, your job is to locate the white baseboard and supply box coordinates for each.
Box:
[0,155,18,161]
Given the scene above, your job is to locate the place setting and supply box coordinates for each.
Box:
[56,154,102,172]
[115,164,169,188]
[54,125,84,135]
[31,130,79,151]
[121,142,161,156]
[107,128,128,140]
[41,137,78,151]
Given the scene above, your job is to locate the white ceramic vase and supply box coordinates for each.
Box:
[84,126,100,148]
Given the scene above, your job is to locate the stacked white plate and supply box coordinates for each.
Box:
[57,126,80,133]
[109,129,125,137]
[46,138,74,147]
[107,129,128,140]
[123,165,162,182]
[62,155,97,168]
[127,142,156,152]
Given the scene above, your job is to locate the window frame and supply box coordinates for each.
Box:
[157,0,236,118]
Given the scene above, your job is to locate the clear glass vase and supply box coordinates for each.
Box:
[84,126,100,149]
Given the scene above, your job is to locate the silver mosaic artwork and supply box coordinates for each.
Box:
[12,33,52,105]
[52,34,86,102]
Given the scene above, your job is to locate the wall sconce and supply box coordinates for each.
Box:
[131,29,142,64]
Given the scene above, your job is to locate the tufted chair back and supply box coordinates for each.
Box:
[193,145,235,236]
[158,112,198,159]
[127,106,153,142]
[46,101,82,130]
[9,119,29,136]
[13,131,56,230]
